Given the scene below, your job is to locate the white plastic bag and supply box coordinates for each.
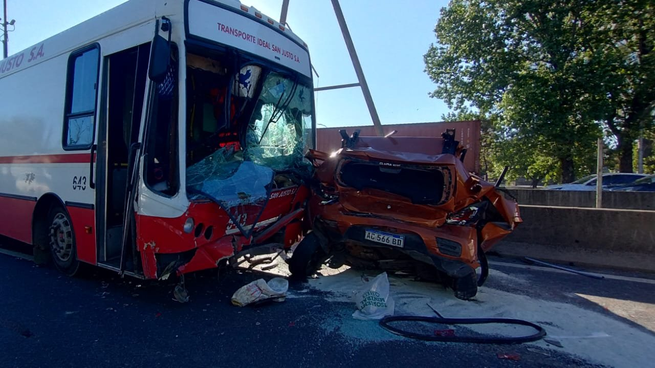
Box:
[231,277,289,307]
[352,272,395,320]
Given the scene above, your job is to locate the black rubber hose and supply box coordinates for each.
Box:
[379,316,546,344]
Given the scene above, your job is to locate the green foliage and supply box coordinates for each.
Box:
[585,1,655,172]
[426,0,655,182]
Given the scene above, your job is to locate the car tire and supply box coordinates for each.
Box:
[453,271,478,300]
[47,205,80,276]
[289,232,325,278]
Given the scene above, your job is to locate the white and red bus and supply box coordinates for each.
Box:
[0,0,315,282]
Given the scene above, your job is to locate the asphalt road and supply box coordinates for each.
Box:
[3,237,653,368]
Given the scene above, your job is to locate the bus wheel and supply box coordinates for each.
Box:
[48,206,80,276]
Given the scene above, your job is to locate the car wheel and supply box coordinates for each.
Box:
[48,205,80,276]
[289,232,325,278]
[453,271,478,300]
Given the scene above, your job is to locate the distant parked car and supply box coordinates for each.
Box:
[607,175,655,192]
[545,173,646,191]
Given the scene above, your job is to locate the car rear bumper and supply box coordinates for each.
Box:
[315,207,479,278]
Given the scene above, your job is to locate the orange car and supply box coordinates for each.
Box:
[290,130,521,299]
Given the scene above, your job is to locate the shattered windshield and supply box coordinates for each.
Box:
[186,65,312,186]
[245,72,313,171]
[185,52,313,236]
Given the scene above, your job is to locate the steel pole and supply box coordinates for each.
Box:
[596,138,603,208]
[2,0,8,59]
[280,0,290,26]
[637,136,644,174]
[314,82,360,92]
[331,0,384,136]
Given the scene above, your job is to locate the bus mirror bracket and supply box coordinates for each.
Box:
[149,17,172,83]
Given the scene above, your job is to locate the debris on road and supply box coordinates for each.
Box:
[353,272,395,320]
[379,315,546,344]
[434,329,456,337]
[527,347,551,356]
[497,353,521,361]
[173,284,190,304]
[544,339,564,348]
[231,277,288,307]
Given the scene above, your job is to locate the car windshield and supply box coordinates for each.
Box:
[626,175,655,185]
[572,175,596,184]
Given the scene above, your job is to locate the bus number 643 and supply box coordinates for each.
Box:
[73,176,87,191]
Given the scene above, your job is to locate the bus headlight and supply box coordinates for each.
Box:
[183,218,195,234]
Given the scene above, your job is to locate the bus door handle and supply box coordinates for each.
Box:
[89,144,97,189]
[126,142,142,187]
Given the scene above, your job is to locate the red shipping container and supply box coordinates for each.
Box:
[316,121,481,174]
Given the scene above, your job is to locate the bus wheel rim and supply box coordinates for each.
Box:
[50,213,73,263]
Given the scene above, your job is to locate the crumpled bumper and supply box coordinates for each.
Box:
[315,206,479,278]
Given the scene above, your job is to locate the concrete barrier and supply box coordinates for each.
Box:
[506,188,655,210]
[495,205,655,272]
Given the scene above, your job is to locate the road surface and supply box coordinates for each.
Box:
[2,236,654,368]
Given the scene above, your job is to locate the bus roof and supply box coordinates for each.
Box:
[0,0,309,79]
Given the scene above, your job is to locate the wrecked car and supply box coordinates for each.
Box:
[289,130,522,299]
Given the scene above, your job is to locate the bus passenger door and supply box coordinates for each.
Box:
[96,44,150,270]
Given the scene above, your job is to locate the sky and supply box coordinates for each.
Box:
[3,0,451,128]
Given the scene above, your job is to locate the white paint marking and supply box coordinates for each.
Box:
[489,260,655,285]
[549,332,611,339]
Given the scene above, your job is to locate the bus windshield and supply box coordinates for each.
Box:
[185,51,313,210]
[245,72,313,170]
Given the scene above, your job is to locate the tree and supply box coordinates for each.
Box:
[587,0,655,172]
[442,110,497,180]
[425,0,654,181]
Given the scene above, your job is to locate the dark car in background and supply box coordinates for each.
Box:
[607,175,655,192]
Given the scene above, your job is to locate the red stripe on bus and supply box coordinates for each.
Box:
[0,196,35,244]
[0,195,97,265]
[0,154,92,164]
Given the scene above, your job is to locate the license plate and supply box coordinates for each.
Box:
[364,229,404,248]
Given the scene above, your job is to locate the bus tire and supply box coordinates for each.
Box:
[47,205,80,276]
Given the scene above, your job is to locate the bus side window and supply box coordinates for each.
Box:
[63,46,100,150]
[144,47,179,196]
